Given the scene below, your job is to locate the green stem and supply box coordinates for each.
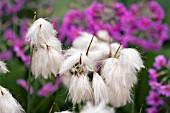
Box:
[27,48,34,113]
[72,104,76,113]
[113,43,122,58]
[27,12,36,113]
[132,88,136,113]
[86,35,94,56]
[139,104,143,113]
[78,103,81,112]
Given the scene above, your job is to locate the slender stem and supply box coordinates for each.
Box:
[27,48,34,113]
[139,104,143,113]
[79,53,82,65]
[27,12,36,113]
[78,103,81,112]
[113,42,122,58]
[49,101,55,113]
[72,104,76,113]
[132,88,136,113]
[86,35,94,56]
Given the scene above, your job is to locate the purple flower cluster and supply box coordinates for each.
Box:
[146,55,170,113]
[4,26,30,67]
[59,1,169,50]
[0,0,26,17]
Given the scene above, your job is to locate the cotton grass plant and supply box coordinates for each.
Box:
[0,16,144,113]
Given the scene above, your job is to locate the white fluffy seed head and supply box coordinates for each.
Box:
[69,74,93,104]
[31,47,63,79]
[26,18,58,47]
[72,32,98,50]
[0,86,25,113]
[101,47,144,107]
[80,102,115,113]
[92,72,111,105]
[119,48,144,72]
[59,48,94,75]
[0,60,9,74]
[96,30,112,43]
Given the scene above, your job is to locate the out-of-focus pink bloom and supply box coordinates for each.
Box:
[146,107,159,113]
[137,17,151,30]
[146,90,164,107]
[148,1,164,21]
[17,79,34,94]
[0,50,12,60]
[38,77,62,97]
[148,68,158,80]
[159,85,170,97]
[153,55,166,70]
[149,80,161,90]
[113,2,127,17]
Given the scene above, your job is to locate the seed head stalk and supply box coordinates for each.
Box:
[27,12,36,113]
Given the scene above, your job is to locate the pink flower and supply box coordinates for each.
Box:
[153,55,166,70]
[148,68,158,80]
[146,90,164,106]
[146,107,159,113]
[17,79,34,94]
[38,77,62,97]
[0,50,12,60]
[159,85,170,97]
[149,80,161,90]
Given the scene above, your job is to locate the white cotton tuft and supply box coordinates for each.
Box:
[72,32,98,50]
[101,58,132,107]
[26,18,63,79]
[92,72,111,105]
[80,102,115,113]
[26,18,58,47]
[96,30,112,43]
[0,60,9,74]
[119,48,144,72]
[0,86,25,113]
[101,47,144,107]
[31,46,63,79]
[59,48,94,75]
[69,74,93,104]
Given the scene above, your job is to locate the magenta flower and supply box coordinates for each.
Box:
[146,107,159,113]
[137,17,151,30]
[153,55,166,70]
[38,77,62,97]
[149,80,161,90]
[38,83,57,97]
[17,79,34,94]
[159,85,170,97]
[0,50,12,60]
[146,90,164,106]
[148,68,158,80]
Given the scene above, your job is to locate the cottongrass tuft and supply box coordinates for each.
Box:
[0,86,25,113]
[69,73,93,104]
[26,18,63,79]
